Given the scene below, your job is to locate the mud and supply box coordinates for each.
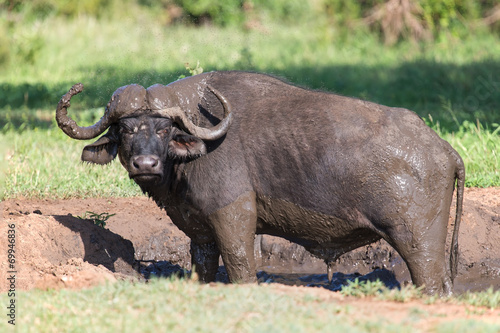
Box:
[0,187,499,293]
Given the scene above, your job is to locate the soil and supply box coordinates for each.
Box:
[1,187,500,325]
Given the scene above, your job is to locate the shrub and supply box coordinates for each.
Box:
[252,0,312,24]
[174,0,245,26]
[0,23,10,68]
[364,0,431,44]
[0,1,499,41]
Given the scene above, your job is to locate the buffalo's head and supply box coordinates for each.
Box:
[55,82,232,186]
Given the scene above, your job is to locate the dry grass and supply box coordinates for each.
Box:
[364,0,431,45]
[483,4,500,26]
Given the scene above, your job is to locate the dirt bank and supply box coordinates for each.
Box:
[1,187,499,294]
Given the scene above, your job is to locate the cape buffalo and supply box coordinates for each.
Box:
[56,71,464,295]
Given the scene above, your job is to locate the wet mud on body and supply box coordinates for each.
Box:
[1,187,499,293]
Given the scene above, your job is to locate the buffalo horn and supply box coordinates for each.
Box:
[56,83,114,140]
[157,85,233,141]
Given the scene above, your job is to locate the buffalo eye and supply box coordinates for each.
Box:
[154,119,172,137]
[119,123,136,135]
[156,128,169,136]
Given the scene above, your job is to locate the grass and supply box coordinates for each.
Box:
[1,126,141,199]
[1,16,499,199]
[1,113,498,199]
[77,211,116,228]
[1,277,499,333]
[1,13,500,333]
[436,120,500,188]
[1,15,500,128]
[457,287,500,309]
[340,278,500,309]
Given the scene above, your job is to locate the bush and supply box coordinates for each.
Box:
[482,3,500,34]
[0,83,52,109]
[420,0,480,34]
[1,0,499,40]
[174,0,245,26]
[0,0,134,20]
[252,0,312,24]
[0,23,10,68]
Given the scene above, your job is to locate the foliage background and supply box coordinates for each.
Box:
[2,0,499,34]
[0,4,500,331]
[0,0,499,197]
[1,0,499,123]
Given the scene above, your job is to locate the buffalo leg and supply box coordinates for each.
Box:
[393,244,452,296]
[383,216,452,295]
[190,241,220,283]
[207,192,258,283]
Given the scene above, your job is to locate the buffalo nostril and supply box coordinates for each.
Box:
[131,155,161,172]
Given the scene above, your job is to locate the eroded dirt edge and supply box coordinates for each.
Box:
[1,188,499,326]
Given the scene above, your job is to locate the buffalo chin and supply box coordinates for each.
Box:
[131,174,162,185]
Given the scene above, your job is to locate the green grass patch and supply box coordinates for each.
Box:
[2,117,498,199]
[1,16,500,131]
[340,278,500,311]
[457,287,500,309]
[340,278,428,303]
[1,278,499,333]
[77,211,116,228]
[1,125,141,199]
[1,17,500,199]
[0,279,362,333]
[435,120,500,188]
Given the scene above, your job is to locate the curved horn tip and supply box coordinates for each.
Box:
[206,84,231,110]
[70,83,84,95]
[59,83,84,106]
[206,84,220,95]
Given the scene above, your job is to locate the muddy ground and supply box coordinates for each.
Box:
[1,188,500,324]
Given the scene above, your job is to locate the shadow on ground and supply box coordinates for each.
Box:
[2,60,499,132]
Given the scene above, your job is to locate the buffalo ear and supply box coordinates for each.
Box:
[168,129,207,159]
[81,127,119,165]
